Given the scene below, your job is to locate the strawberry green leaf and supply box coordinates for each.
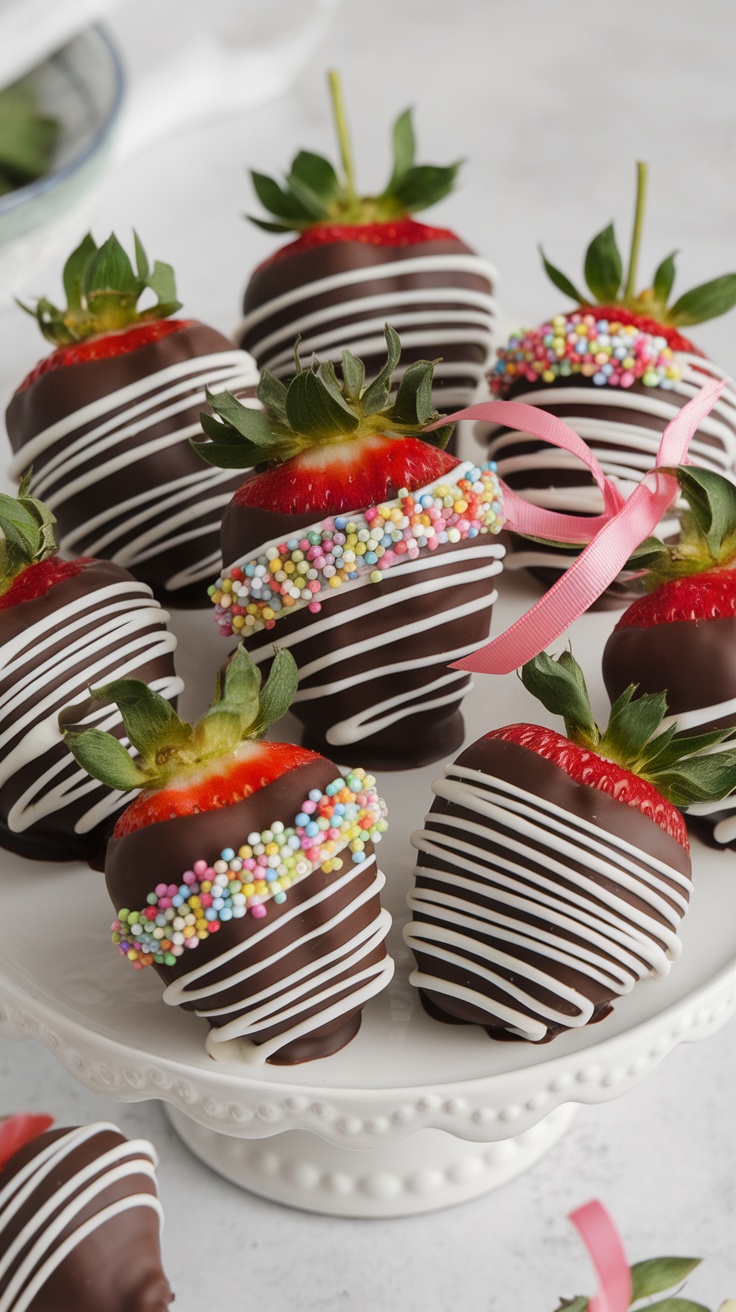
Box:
[250,170,310,222]
[83,233,140,297]
[249,646,299,737]
[190,432,262,470]
[257,370,288,420]
[670,465,736,562]
[653,251,678,305]
[387,107,416,190]
[362,324,402,415]
[61,726,148,792]
[205,391,293,448]
[651,748,736,806]
[640,1301,709,1311]
[340,349,365,403]
[623,535,670,572]
[640,726,733,773]
[391,360,436,426]
[391,162,461,212]
[288,150,339,203]
[63,233,97,311]
[133,230,149,282]
[551,1299,589,1312]
[147,260,180,312]
[89,678,191,761]
[0,485,57,588]
[210,643,262,732]
[630,1257,702,1303]
[284,170,332,221]
[520,651,600,748]
[669,274,736,326]
[317,360,360,419]
[602,686,669,766]
[584,224,623,303]
[419,421,454,450]
[286,366,359,439]
[247,215,301,234]
[539,246,584,303]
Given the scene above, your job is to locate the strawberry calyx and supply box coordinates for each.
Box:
[624,465,736,591]
[0,475,59,598]
[247,70,460,239]
[18,231,182,348]
[0,1114,54,1174]
[191,323,455,477]
[16,319,192,394]
[510,650,736,845]
[60,644,302,822]
[540,162,736,330]
[255,218,459,271]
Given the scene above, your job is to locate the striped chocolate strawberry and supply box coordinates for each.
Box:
[405,651,736,1043]
[61,644,393,1065]
[238,71,495,421]
[6,231,258,606]
[603,464,736,851]
[485,163,736,603]
[0,1117,173,1311]
[200,325,506,769]
[0,478,181,868]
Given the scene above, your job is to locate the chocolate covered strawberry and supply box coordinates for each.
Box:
[0,478,181,867]
[603,464,736,851]
[0,1116,173,1311]
[62,644,393,1065]
[6,231,258,606]
[238,71,495,422]
[200,326,505,769]
[485,163,736,603]
[405,651,736,1042]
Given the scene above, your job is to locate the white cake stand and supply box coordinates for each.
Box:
[1,592,735,1218]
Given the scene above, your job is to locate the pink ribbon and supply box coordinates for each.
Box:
[429,378,725,675]
[569,1200,632,1312]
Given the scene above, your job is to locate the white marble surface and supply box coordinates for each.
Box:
[1,1,736,1308]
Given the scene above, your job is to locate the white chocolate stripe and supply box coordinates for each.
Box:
[0,1124,161,1312]
[405,764,689,1040]
[240,253,498,332]
[161,855,392,1066]
[0,582,181,834]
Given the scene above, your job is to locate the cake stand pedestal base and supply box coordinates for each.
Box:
[165,1102,577,1218]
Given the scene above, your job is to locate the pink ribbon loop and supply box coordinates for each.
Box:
[569,1200,632,1312]
[434,378,725,675]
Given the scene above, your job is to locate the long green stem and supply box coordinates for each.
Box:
[327,70,356,202]
[624,161,648,301]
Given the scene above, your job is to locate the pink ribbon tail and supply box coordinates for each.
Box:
[438,378,726,675]
[569,1200,632,1312]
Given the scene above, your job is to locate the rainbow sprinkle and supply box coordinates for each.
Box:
[209,462,504,637]
[491,313,682,397]
[112,771,387,970]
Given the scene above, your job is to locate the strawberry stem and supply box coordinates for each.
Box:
[624,161,648,302]
[328,69,356,205]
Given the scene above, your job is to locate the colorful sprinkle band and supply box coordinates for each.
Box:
[112,772,387,970]
[490,313,683,397]
[209,462,504,637]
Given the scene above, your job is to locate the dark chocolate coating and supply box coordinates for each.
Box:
[0,1125,172,1311]
[221,500,501,771]
[0,559,179,869]
[604,613,736,848]
[6,323,255,607]
[106,758,390,1064]
[240,236,495,426]
[409,737,691,1040]
[484,369,736,606]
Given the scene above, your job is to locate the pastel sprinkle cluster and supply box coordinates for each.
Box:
[209,463,504,637]
[111,771,387,970]
[490,313,682,396]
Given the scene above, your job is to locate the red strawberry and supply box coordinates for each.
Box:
[603,466,736,850]
[405,650,736,1043]
[6,231,258,607]
[62,645,394,1065]
[486,163,736,606]
[239,71,495,426]
[0,1122,174,1311]
[196,326,506,770]
[0,1114,54,1172]
[0,480,180,867]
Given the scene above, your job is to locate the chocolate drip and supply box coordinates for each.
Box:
[0,559,180,869]
[106,759,392,1064]
[407,737,691,1042]
[0,1124,173,1312]
[6,323,257,607]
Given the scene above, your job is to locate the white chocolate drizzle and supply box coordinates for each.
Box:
[405,762,691,1041]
